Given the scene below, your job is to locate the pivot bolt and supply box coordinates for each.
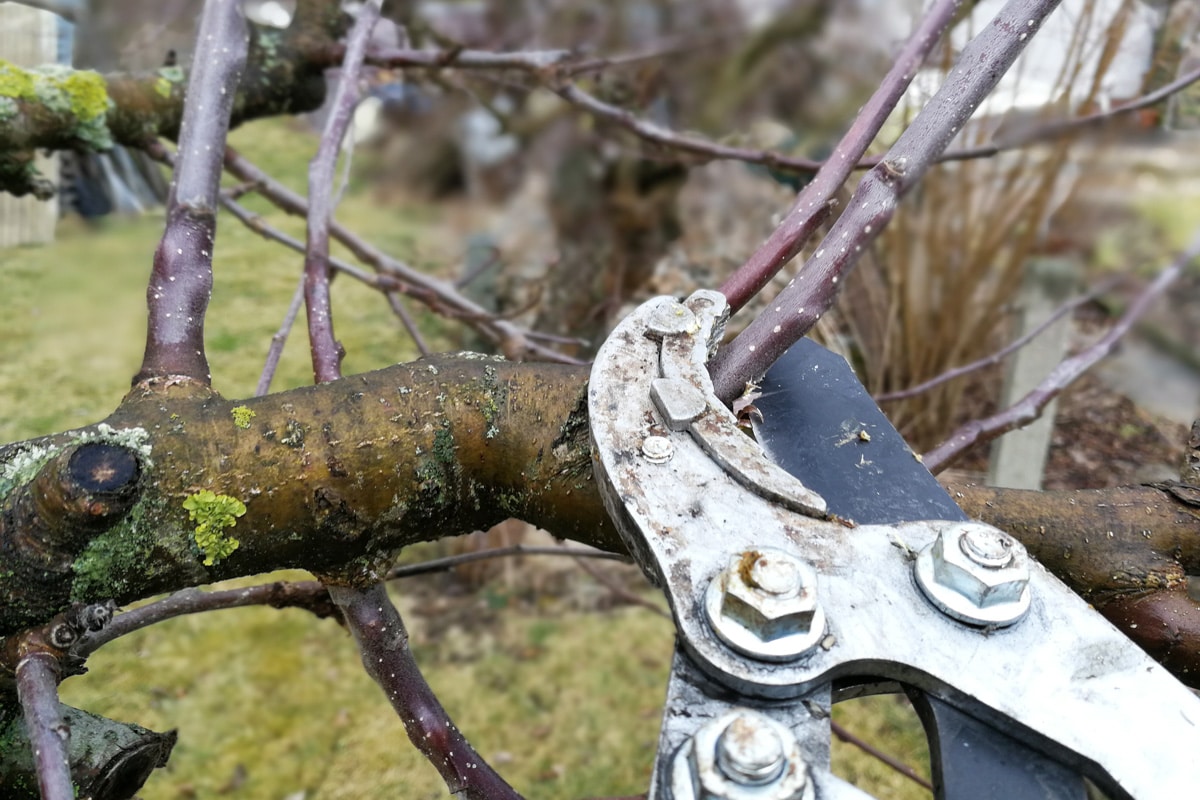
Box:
[716,713,786,785]
[671,709,810,800]
[704,548,826,662]
[914,522,1031,627]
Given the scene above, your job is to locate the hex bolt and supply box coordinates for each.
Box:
[704,548,826,662]
[914,522,1032,627]
[670,708,810,800]
[641,435,673,463]
[959,525,1013,569]
[716,713,786,785]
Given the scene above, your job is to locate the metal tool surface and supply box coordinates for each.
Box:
[588,291,1200,799]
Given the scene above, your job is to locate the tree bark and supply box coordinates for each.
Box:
[0,355,613,637]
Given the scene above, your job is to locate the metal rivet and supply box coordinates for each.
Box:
[641,435,673,463]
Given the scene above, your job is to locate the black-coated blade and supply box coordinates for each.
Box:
[909,692,1087,800]
[751,338,963,525]
[754,339,1086,800]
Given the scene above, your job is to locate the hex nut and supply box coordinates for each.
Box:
[670,709,811,800]
[914,522,1031,627]
[704,549,826,662]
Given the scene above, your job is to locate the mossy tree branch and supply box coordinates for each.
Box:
[0,1,349,198]
[0,354,614,638]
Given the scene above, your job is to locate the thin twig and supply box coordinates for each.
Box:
[924,238,1199,473]
[570,553,670,620]
[304,0,381,383]
[329,583,525,800]
[213,182,509,359]
[257,275,306,397]
[552,83,823,174]
[72,546,631,655]
[719,0,964,314]
[710,0,1065,403]
[386,292,431,356]
[937,63,1200,164]
[830,719,933,791]
[222,148,582,363]
[136,0,247,385]
[876,278,1120,402]
[15,652,73,800]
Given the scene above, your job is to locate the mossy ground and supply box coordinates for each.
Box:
[2,118,932,798]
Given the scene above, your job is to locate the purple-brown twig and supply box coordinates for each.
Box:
[135,0,247,386]
[710,0,1064,403]
[830,718,933,791]
[221,149,581,362]
[923,239,1199,473]
[304,0,381,383]
[718,0,964,314]
[876,278,1120,402]
[256,276,306,396]
[328,582,525,800]
[73,545,630,656]
[15,652,73,800]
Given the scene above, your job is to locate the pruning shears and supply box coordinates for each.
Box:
[588,290,1200,800]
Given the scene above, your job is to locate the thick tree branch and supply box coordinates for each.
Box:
[0,16,340,197]
[0,354,614,637]
[952,482,1200,684]
[1,355,1200,682]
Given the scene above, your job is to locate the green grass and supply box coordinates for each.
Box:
[59,579,678,799]
[2,117,930,799]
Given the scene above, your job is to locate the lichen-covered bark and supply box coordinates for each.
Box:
[0,354,614,637]
[0,16,341,197]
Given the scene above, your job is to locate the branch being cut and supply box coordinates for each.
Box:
[718,0,964,314]
[709,0,1064,403]
[135,0,247,386]
[923,243,1195,472]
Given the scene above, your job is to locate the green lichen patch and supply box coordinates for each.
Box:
[183,490,246,566]
[480,365,505,439]
[231,405,256,429]
[432,427,456,463]
[0,59,113,149]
